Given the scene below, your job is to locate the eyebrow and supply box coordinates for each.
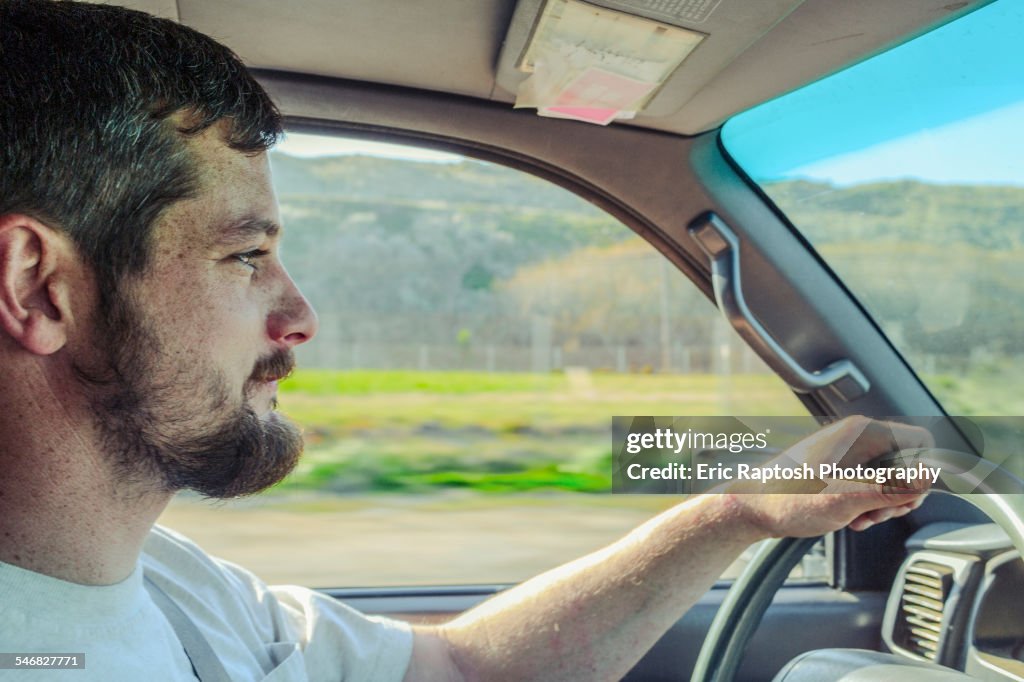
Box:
[215,217,282,245]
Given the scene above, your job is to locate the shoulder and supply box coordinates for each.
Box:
[143,524,251,600]
[142,524,286,645]
[144,524,414,680]
[144,523,223,572]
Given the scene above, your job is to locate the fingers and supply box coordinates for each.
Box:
[815,478,922,498]
[849,493,927,531]
[849,515,876,532]
[736,418,934,537]
[839,417,934,468]
[783,416,935,474]
[849,507,895,532]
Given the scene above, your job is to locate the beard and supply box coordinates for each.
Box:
[74,288,304,499]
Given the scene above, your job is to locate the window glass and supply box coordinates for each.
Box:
[722,0,1024,416]
[160,134,811,587]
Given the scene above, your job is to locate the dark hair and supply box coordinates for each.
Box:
[0,0,282,299]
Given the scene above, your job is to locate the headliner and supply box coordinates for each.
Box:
[93,0,988,135]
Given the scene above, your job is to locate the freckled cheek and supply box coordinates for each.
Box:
[155,306,264,391]
[145,273,260,353]
[189,296,264,349]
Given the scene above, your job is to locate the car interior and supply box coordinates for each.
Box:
[98,0,1024,679]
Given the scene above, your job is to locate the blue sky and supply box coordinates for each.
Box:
[276,1,1024,187]
[721,0,1024,187]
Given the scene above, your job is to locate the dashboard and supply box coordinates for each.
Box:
[883,523,1024,681]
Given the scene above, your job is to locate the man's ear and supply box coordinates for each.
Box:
[0,214,76,355]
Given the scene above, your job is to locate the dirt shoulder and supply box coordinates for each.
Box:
[159,492,708,587]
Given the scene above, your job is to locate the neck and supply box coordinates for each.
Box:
[0,367,172,586]
[0,448,171,586]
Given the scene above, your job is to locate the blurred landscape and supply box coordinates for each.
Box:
[765,179,1024,414]
[271,152,1024,413]
[274,370,799,495]
[162,369,795,586]
[162,151,1024,586]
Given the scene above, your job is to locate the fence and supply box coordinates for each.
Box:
[296,340,772,375]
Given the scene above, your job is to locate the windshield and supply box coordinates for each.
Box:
[721,0,1024,416]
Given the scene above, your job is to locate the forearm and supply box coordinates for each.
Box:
[402,417,931,681]
[407,494,765,682]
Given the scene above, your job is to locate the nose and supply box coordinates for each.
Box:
[268,270,319,348]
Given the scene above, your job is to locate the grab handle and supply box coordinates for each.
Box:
[688,213,869,402]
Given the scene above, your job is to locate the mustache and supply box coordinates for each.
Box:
[248,349,296,385]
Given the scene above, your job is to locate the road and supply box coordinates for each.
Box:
[158,492,747,588]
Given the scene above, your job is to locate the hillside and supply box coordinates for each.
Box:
[270,152,605,213]
[765,179,1024,248]
[268,153,1024,367]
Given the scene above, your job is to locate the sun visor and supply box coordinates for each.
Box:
[496,0,807,125]
[511,0,706,124]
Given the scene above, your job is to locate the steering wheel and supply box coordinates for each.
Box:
[690,490,1024,682]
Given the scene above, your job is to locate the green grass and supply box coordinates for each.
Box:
[268,366,1024,495]
[271,369,804,495]
[280,369,566,396]
[278,370,802,431]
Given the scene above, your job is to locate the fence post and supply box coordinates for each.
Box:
[531,315,552,373]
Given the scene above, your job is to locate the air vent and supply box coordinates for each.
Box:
[894,560,955,661]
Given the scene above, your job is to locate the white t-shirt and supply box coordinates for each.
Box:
[0,525,414,681]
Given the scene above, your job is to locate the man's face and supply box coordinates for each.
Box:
[78,125,319,499]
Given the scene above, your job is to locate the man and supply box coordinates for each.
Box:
[0,1,928,680]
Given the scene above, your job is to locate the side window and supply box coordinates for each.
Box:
[160,133,810,587]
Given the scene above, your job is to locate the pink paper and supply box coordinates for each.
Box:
[542,106,620,125]
[555,68,657,110]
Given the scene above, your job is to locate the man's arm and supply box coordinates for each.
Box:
[402,417,930,682]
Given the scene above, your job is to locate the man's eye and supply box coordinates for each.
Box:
[233,249,269,271]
